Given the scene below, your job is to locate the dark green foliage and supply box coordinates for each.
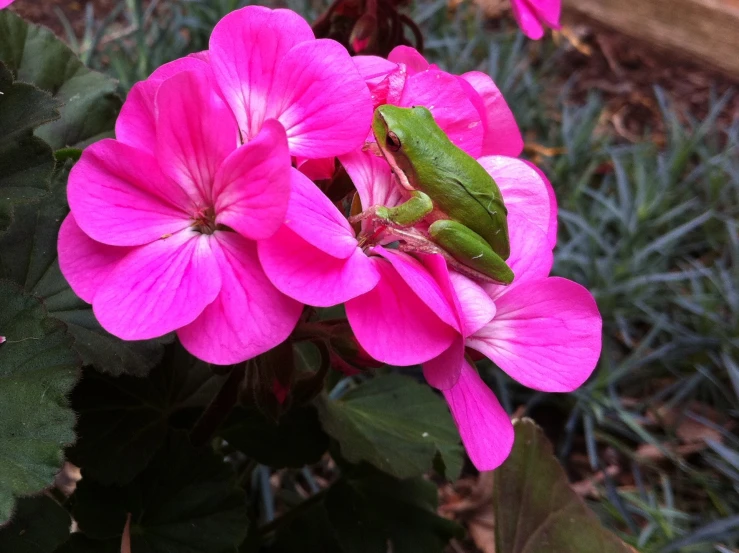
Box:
[0,281,80,523]
[0,11,121,149]
[68,433,250,553]
[0,496,71,552]
[494,419,635,553]
[0,64,58,233]
[222,406,330,468]
[316,374,464,480]
[66,343,221,485]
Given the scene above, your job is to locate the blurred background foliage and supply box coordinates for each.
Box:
[7,0,739,551]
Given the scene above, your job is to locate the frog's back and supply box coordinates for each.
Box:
[413,133,510,259]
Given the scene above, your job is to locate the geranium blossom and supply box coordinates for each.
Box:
[260,44,600,469]
[118,6,373,163]
[58,67,304,365]
[511,0,561,40]
[0,0,14,8]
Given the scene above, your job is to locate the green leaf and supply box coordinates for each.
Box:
[493,419,637,553]
[0,11,121,150]
[222,405,329,468]
[0,63,58,232]
[54,535,120,553]
[325,469,462,553]
[0,496,71,552]
[0,280,80,523]
[0,159,168,376]
[67,343,222,485]
[269,502,343,553]
[316,374,463,479]
[71,433,249,553]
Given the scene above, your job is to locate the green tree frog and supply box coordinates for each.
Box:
[354,104,514,284]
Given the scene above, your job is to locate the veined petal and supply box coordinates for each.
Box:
[483,214,553,300]
[374,247,459,330]
[477,155,551,238]
[209,6,314,139]
[68,139,192,246]
[387,46,429,75]
[511,0,546,40]
[57,214,132,304]
[399,70,483,158]
[468,277,602,392]
[259,225,380,307]
[524,160,558,248]
[115,56,211,154]
[530,0,561,28]
[340,149,403,215]
[423,336,465,390]
[281,169,358,259]
[449,272,497,336]
[345,255,457,365]
[93,230,222,340]
[268,39,373,158]
[213,120,291,240]
[459,72,523,157]
[353,55,397,85]
[178,233,302,365]
[156,69,239,205]
[442,361,514,471]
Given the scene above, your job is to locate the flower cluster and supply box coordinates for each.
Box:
[59,6,599,470]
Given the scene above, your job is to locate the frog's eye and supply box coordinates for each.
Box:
[386,131,401,152]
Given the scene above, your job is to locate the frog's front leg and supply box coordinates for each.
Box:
[349,190,434,227]
[428,220,514,285]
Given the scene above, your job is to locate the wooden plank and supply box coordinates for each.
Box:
[562,0,739,77]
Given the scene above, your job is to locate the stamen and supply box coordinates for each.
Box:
[192,206,217,235]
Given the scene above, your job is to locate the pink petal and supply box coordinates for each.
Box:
[209,6,314,140]
[467,277,602,392]
[340,149,403,215]
[459,72,523,157]
[155,69,239,206]
[399,70,483,158]
[115,57,210,153]
[511,0,546,40]
[93,230,222,340]
[296,157,336,181]
[213,120,291,240]
[353,55,397,85]
[369,65,408,110]
[375,248,459,330]
[281,169,358,259]
[178,233,302,365]
[268,39,373,158]
[57,214,132,304]
[68,139,192,246]
[423,336,465,390]
[442,361,514,471]
[524,160,558,248]
[449,272,497,336]
[477,155,551,239]
[483,214,553,300]
[387,46,429,75]
[258,225,380,307]
[531,0,561,27]
[345,255,457,365]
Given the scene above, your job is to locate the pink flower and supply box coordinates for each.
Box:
[0,0,14,8]
[432,217,602,471]
[118,6,373,162]
[510,0,561,40]
[58,67,303,365]
[258,163,460,366]
[354,46,524,158]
